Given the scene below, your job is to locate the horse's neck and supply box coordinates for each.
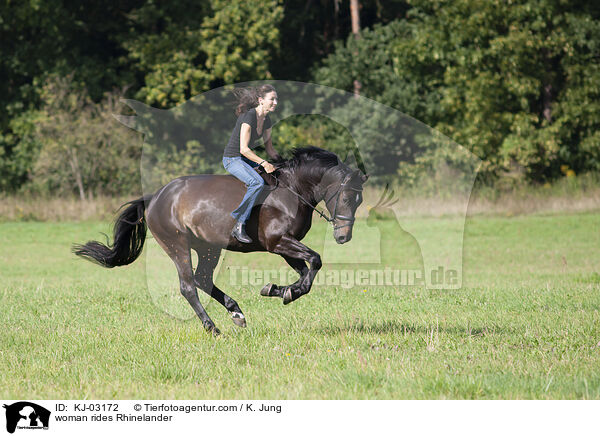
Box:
[281,168,328,206]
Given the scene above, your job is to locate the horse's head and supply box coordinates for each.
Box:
[280,146,369,243]
[323,168,369,244]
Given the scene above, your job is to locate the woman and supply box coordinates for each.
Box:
[223,85,281,243]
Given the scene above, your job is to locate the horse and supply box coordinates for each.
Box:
[73,146,368,334]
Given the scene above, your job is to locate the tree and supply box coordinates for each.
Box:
[30,75,141,198]
[314,0,600,183]
[0,0,140,192]
[350,0,362,97]
[125,0,283,107]
[400,0,600,181]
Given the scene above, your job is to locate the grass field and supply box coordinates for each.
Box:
[1,212,599,399]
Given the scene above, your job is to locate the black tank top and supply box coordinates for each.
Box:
[223,108,272,158]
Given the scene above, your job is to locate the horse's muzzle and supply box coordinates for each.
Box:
[335,235,348,244]
[334,230,352,244]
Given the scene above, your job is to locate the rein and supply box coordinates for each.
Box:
[269,170,362,231]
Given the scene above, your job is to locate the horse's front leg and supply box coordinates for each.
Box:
[267,234,321,305]
[260,255,308,298]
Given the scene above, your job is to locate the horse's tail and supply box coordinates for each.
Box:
[73,195,153,268]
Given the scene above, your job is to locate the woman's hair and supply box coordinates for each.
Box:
[233,84,276,116]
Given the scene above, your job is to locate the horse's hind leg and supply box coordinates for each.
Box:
[194,245,247,328]
[154,234,220,335]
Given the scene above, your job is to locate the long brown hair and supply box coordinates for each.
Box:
[232,84,276,116]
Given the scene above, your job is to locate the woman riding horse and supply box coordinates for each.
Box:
[74,110,368,334]
[223,85,281,243]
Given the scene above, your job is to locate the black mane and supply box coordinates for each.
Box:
[275,146,351,200]
[279,146,343,172]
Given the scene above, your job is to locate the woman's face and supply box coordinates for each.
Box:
[259,91,278,113]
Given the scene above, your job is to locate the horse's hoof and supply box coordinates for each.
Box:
[283,288,293,305]
[230,311,247,328]
[260,283,277,297]
[206,324,221,336]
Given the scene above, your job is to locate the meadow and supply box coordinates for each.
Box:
[1,211,599,399]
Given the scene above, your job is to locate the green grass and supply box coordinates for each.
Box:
[1,213,599,399]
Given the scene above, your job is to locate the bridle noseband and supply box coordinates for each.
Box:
[322,177,363,230]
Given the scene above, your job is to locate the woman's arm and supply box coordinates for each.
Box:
[263,128,282,161]
[240,123,276,173]
[239,123,263,164]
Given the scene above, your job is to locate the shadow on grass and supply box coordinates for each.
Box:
[316,319,514,336]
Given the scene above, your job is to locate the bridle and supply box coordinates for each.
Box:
[322,176,363,230]
[272,171,363,231]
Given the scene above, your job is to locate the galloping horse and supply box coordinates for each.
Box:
[74,147,368,334]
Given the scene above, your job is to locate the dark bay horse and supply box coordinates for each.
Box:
[74,147,368,334]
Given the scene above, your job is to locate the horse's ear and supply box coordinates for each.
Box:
[343,150,369,183]
[343,146,368,176]
[343,151,356,167]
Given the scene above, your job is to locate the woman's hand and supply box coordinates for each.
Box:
[263,162,276,173]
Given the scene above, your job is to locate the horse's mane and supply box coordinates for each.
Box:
[278,146,345,175]
[274,146,350,199]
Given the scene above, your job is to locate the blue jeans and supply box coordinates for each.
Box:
[222,156,265,224]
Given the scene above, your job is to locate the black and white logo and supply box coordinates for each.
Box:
[3,402,50,434]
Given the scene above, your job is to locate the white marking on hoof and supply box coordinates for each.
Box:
[230,311,247,328]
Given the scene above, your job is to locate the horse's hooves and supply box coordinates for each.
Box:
[283,289,293,305]
[260,283,276,297]
[206,324,221,336]
[230,311,247,328]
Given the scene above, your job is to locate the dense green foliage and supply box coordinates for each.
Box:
[1,0,599,195]
[316,0,600,183]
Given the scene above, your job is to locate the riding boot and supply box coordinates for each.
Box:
[231,221,252,243]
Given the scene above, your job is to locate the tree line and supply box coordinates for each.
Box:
[1,0,599,197]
